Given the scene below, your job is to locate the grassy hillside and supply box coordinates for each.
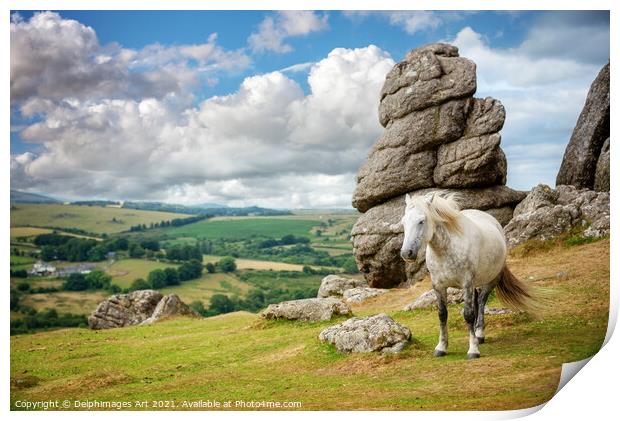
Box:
[10,239,609,410]
[10,204,188,234]
[161,218,320,240]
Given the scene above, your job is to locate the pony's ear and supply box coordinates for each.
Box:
[425,194,434,206]
[405,194,411,205]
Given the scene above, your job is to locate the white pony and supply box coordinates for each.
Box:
[400,192,533,359]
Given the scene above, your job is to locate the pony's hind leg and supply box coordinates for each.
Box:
[462,282,480,359]
[433,287,449,357]
[475,282,496,344]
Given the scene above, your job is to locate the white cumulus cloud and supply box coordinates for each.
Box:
[248,11,329,54]
[10,12,251,103]
[343,11,469,35]
[11,44,394,207]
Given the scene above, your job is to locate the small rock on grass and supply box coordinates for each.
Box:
[343,287,388,304]
[261,297,351,322]
[319,313,411,353]
[317,275,368,298]
[404,288,463,311]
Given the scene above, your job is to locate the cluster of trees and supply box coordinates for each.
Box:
[341,257,359,274]
[301,265,335,276]
[190,284,318,317]
[10,292,87,335]
[16,257,232,295]
[257,234,310,249]
[211,256,236,273]
[128,256,236,291]
[34,233,161,262]
[186,263,335,317]
[128,215,209,232]
[63,270,113,291]
[15,282,58,294]
[129,260,204,291]
[165,244,203,261]
[208,237,355,269]
[39,237,99,262]
[10,269,28,278]
[196,239,214,254]
[16,270,117,294]
[10,308,86,335]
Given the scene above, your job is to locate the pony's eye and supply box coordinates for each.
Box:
[419,220,424,225]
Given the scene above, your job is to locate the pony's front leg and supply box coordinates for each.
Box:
[462,282,480,359]
[433,287,449,357]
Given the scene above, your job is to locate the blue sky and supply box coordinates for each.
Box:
[10,10,610,208]
[11,10,540,99]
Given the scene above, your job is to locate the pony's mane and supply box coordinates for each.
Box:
[408,191,463,235]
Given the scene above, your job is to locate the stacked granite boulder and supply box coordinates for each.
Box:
[351,43,525,288]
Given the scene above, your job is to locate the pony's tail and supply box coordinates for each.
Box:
[496,266,538,313]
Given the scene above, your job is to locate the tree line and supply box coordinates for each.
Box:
[129,260,204,291]
[31,233,208,265]
[10,293,86,335]
[128,215,209,232]
[190,284,318,318]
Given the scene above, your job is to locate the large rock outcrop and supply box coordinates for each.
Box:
[351,43,525,288]
[319,313,411,353]
[88,290,198,329]
[556,62,610,191]
[261,297,351,322]
[504,184,610,247]
[141,294,200,325]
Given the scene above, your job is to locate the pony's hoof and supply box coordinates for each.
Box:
[467,353,480,360]
[433,350,447,357]
[476,337,485,344]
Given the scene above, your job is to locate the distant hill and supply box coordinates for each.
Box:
[71,200,121,207]
[122,201,291,217]
[10,190,60,204]
[195,202,227,209]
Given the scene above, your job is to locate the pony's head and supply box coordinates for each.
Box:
[400,191,462,262]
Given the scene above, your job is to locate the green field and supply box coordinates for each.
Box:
[9,211,351,330]
[10,255,36,271]
[10,227,54,239]
[160,273,251,304]
[239,270,324,291]
[10,240,609,410]
[106,259,180,288]
[162,218,321,240]
[10,204,188,234]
